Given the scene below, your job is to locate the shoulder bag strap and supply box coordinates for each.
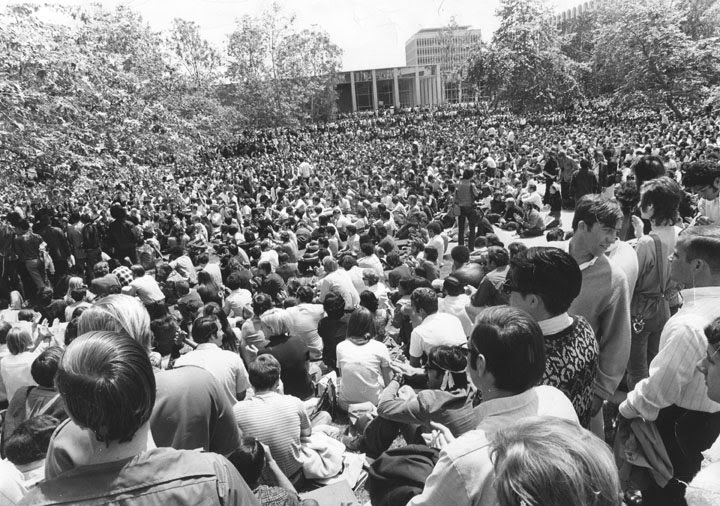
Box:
[651,234,665,294]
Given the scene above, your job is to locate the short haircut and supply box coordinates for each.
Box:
[248,354,281,391]
[55,331,156,443]
[252,292,274,317]
[346,306,376,341]
[706,317,720,350]
[451,245,470,264]
[260,308,292,336]
[411,287,438,315]
[360,242,375,256]
[572,195,622,231]
[427,222,442,236]
[5,415,61,466]
[31,346,64,388]
[491,416,621,506]
[633,156,665,187]
[130,265,145,278]
[508,247,582,315]
[341,254,357,270]
[468,306,546,395]
[323,292,346,319]
[257,261,272,274]
[427,345,468,389]
[486,246,509,268]
[507,241,528,259]
[640,176,682,225]
[78,294,153,352]
[679,225,720,274]
[443,275,464,296]
[682,160,720,188]
[296,285,314,303]
[225,271,244,291]
[6,327,31,355]
[191,315,220,344]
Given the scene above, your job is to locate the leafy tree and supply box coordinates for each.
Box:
[592,0,720,119]
[677,0,720,40]
[225,1,342,126]
[0,3,238,195]
[167,19,221,89]
[467,0,582,112]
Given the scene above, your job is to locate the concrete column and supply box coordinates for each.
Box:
[414,67,421,106]
[393,69,400,107]
[350,71,357,112]
[436,70,443,105]
[371,69,379,111]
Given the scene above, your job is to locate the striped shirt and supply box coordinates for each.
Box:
[233,391,310,478]
[620,287,720,421]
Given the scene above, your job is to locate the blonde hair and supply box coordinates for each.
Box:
[491,416,622,506]
[259,308,292,337]
[65,277,85,303]
[78,294,152,352]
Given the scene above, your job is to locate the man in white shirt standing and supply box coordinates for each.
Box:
[619,225,720,504]
[174,314,250,405]
[408,288,466,367]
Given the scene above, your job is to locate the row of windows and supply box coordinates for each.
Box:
[414,34,480,47]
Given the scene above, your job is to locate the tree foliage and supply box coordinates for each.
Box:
[467,0,582,112]
[0,2,238,186]
[0,1,343,188]
[592,0,720,119]
[225,2,342,127]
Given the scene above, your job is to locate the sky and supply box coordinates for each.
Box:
[14,0,581,71]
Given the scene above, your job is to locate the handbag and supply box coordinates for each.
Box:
[631,235,666,334]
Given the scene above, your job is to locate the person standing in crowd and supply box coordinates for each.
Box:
[107,204,138,263]
[620,226,720,504]
[13,219,47,298]
[34,209,71,285]
[626,177,682,390]
[568,195,631,436]
[505,246,598,427]
[455,168,480,248]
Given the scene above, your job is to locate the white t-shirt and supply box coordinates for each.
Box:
[410,312,467,359]
[337,339,391,406]
[286,303,325,361]
[173,343,250,405]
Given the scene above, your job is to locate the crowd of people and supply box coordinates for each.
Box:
[1,99,720,505]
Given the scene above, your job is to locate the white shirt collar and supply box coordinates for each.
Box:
[538,313,573,335]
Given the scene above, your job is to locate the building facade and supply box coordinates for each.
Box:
[552,0,610,27]
[405,26,482,102]
[335,65,443,113]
